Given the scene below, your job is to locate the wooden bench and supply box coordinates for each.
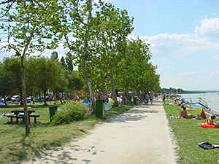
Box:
[5,114,40,124]
[29,114,40,123]
[5,114,24,124]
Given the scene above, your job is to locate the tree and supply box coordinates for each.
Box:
[0,1,61,135]
[0,62,9,106]
[50,51,59,62]
[56,0,101,109]
[115,38,160,94]
[27,57,67,105]
[91,2,133,102]
[0,57,22,106]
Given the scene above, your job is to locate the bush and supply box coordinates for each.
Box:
[52,101,88,125]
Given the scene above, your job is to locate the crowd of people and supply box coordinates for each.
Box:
[78,91,158,111]
[165,94,219,127]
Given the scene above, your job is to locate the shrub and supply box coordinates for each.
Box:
[52,101,88,125]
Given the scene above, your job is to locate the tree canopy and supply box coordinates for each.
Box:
[0,0,161,135]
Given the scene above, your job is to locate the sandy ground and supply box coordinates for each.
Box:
[24,101,177,164]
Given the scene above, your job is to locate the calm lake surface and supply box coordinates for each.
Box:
[180,92,219,112]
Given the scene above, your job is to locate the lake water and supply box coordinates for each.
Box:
[180,92,219,112]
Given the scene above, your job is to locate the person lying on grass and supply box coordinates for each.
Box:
[207,115,215,125]
[206,115,219,127]
[179,105,196,119]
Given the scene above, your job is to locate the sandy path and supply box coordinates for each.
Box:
[24,101,177,164]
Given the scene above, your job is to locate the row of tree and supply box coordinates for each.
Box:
[0,56,83,106]
[161,88,205,94]
[0,0,160,135]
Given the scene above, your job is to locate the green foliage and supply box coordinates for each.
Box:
[52,102,88,125]
[0,57,22,96]
[1,0,161,103]
[27,57,63,93]
[67,71,84,91]
[50,51,59,62]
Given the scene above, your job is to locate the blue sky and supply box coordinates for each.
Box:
[109,0,219,90]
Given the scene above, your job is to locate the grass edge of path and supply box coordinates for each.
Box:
[1,105,133,164]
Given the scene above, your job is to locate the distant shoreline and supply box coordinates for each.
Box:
[182,91,219,94]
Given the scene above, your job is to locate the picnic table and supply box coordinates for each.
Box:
[5,109,40,124]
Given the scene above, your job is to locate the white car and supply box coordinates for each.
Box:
[11,95,20,103]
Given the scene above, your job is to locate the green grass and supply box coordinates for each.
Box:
[0,103,132,164]
[164,103,219,164]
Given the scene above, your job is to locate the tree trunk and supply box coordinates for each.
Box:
[21,56,30,136]
[43,89,47,105]
[20,88,23,106]
[83,0,94,110]
[3,96,7,107]
[110,75,118,106]
[59,90,64,104]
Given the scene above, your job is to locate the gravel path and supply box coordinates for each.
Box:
[24,101,177,164]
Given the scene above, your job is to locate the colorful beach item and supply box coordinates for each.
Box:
[199,123,219,128]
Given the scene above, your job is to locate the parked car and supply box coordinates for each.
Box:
[11,95,20,103]
[26,96,32,103]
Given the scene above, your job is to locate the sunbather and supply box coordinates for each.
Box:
[179,105,195,119]
[206,115,215,125]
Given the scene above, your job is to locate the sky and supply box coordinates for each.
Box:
[1,0,219,90]
[109,0,219,90]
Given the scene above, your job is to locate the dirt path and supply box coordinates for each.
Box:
[24,101,177,164]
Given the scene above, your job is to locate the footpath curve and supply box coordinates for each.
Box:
[25,101,177,164]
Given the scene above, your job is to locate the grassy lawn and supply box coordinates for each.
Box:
[164,103,219,164]
[0,103,133,164]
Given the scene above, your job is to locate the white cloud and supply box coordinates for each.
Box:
[132,18,219,58]
[130,18,219,89]
[195,18,219,39]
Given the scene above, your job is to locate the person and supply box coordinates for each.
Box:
[205,114,219,127]
[214,121,219,127]
[162,94,166,104]
[200,109,206,118]
[82,96,90,106]
[179,98,187,106]
[144,93,149,104]
[149,92,153,104]
[179,105,195,119]
[206,115,216,125]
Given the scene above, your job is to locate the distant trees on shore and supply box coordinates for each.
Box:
[161,88,205,94]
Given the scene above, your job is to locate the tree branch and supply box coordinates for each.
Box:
[0,0,16,5]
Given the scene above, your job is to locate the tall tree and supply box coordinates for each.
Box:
[93,2,133,102]
[57,0,101,109]
[27,57,67,105]
[0,1,61,135]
